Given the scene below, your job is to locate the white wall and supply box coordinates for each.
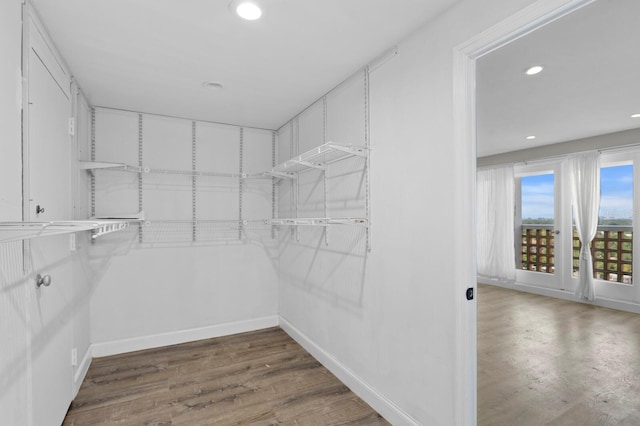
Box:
[0,2,30,425]
[89,109,279,353]
[0,0,22,221]
[277,0,536,424]
[0,241,30,426]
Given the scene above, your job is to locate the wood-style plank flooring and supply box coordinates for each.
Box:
[478,284,640,425]
[63,327,389,425]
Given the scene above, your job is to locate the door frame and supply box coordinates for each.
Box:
[452,0,596,423]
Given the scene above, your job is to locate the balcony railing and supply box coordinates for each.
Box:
[520,225,555,273]
[520,224,633,284]
[573,226,632,284]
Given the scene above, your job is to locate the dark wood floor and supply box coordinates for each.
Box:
[63,327,389,425]
[478,284,640,426]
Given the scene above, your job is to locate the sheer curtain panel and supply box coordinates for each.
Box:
[569,151,601,301]
[477,165,516,282]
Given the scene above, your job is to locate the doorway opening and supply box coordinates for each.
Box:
[466,0,640,423]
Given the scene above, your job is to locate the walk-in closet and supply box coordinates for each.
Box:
[3,1,639,425]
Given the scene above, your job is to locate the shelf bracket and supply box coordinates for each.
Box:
[289,159,326,170]
[263,171,296,180]
[326,143,368,158]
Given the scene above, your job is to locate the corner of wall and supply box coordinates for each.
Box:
[279,317,420,426]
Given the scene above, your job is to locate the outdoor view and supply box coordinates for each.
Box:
[520,172,555,273]
[520,164,633,283]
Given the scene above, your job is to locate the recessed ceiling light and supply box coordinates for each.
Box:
[526,135,536,140]
[202,81,224,90]
[232,1,262,20]
[632,113,640,118]
[525,65,544,76]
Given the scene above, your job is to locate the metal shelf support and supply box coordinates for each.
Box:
[269,217,368,227]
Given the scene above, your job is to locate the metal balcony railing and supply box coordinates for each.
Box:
[520,224,633,284]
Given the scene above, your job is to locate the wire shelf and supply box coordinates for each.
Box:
[266,142,368,178]
[270,217,368,227]
[0,219,135,243]
[80,161,268,180]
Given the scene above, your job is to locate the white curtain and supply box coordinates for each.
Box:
[477,165,516,282]
[569,151,601,301]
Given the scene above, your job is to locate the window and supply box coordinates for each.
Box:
[572,163,633,283]
[519,172,555,273]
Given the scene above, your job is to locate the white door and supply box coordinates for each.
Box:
[27,51,71,222]
[27,32,74,426]
[587,152,640,303]
[29,237,74,426]
[514,161,567,289]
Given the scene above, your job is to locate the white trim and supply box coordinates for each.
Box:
[478,278,640,315]
[279,316,420,426]
[453,0,597,424]
[462,0,596,60]
[73,346,92,393]
[26,1,71,98]
[452,45,477,426]
[91,316,279,357]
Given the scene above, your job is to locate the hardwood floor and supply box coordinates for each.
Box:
[63,327,389,425]
[478,284,640,426]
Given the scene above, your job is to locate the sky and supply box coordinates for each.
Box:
[521,173,554,219]
[600,164,633,218]
[521,164,633,220]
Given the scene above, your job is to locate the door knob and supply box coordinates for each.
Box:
[36,205,45,215]
[36,274,52,288]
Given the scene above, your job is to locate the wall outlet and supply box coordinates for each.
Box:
[71,348,78,367]
[70,233,77,251]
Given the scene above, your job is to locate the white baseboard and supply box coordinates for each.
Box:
[478,278,640,314]
[73,345,92,397]
[279,316,420,426]
[91,315,279,357]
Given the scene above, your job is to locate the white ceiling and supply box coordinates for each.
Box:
[477,0,640,158]
[31,0,460,130]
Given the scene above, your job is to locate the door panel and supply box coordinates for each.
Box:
[28,48,70,222]
[30,237,73,426]
[591,155,640,302]
[27,42,73,426]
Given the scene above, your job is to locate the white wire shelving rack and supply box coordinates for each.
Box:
[82,142,370,242]
[80,161,269,179]
[0,210,145,243]
[267,142,370,230]
[263,142,368,180]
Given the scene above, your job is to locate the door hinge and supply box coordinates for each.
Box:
[68,117,75,136]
